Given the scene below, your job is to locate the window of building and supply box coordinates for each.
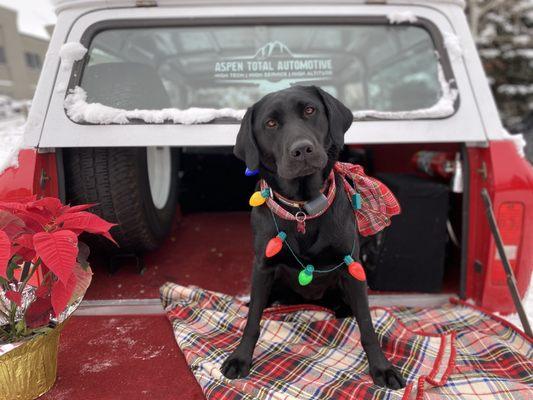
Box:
[25,52,42,69]
[0,47,6,64]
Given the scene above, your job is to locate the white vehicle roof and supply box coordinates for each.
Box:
[27,0,508,149]
[53,0,466,14]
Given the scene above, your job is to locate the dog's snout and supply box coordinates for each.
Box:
[289,140,315,160]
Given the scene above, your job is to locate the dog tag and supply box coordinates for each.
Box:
[303,193,328,215]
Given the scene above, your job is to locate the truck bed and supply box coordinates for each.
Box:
[40,211,456,399]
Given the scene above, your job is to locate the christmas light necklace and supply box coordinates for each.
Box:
[246,168,366,286]
[267,208,364,286]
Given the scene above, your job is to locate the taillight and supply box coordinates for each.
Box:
[491,202,525,285]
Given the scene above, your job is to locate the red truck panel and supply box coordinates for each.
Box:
[0,149,59,200]
[467,141,533,313]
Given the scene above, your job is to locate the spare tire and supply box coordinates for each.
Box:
[63,146,179,252]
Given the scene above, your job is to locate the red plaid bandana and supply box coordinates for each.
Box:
[334,161,401,236]
[260,162,401,236]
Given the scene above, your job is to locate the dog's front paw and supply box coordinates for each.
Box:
[369,362,406,390]
[221,352,252,379]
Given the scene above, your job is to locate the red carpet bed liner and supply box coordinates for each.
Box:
[40,315,205,400]
[84,212,254,300]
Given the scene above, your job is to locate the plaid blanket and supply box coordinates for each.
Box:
[160,283,533,400]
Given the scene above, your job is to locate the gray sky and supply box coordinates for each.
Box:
[0,0,56,40]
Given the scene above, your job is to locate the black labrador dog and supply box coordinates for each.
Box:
[221,86,405,389]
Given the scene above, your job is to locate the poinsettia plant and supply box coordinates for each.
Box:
[0,196,115,343]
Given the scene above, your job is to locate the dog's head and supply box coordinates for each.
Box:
[234,86,353,180]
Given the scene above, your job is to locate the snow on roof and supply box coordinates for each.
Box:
[53,0,466,14]
[64,86,246,124]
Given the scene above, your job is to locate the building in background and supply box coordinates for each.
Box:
[0,5,49,100]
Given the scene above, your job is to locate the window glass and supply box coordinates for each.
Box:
[77,23,452,122]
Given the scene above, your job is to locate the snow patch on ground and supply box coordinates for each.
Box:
[132,345,165,360]
[80,359,116,374]
[0,117,26,175]
[353,64,457,120]
[387,11,418,24]
[64,86,246,124]
[59,42,87,72]
[443,32,463,61]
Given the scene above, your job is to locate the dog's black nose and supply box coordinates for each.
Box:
[289,140,314,160]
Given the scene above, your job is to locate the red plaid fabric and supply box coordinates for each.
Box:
[161,283,533,400]
[334,162,401,236]
[260,162,400,236]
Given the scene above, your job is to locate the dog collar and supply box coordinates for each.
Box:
[257,172,337,234]
[273,179,331,211]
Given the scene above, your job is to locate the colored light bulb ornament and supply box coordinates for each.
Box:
[265,231,287,257]
[249,188,271,207]
[245,168,259,177]
[352,192,362,210]
[344,255,366,281]
[298,265,315,286]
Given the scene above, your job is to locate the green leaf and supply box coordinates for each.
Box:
[30,326,53,336]
[6,261,20,281]
[15,319,27,335]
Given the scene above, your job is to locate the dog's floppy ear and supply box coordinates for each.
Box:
[234,106,259,170]
[314,86,353,149]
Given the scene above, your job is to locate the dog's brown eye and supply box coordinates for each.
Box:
[304,106,316,116]
[265,119,278,129]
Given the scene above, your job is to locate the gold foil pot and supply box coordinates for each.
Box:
[0,323,65,400]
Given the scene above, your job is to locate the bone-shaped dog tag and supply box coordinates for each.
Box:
[303,193,328,215]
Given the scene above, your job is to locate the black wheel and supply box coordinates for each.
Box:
[63,147,179,253]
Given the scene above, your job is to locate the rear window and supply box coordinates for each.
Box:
[67,22,457,124]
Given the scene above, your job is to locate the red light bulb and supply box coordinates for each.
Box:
[265,231,287,258]
[348,261,366,281]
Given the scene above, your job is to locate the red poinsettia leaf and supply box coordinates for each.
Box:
[9,210,48,232]
[101,231,118,246]
[5,290,22,306]
[51,273,77,317]
[0,210,25,230]
[0,215,26,240]
[63,203,98,214]
[12,233,36,261]
[56,212,117,243]
[33,230,78,286]
[28,197,63,217]
[72,263,92,300]
[35,282,51,298]
[13,233,34,248]
[0,201,27,212]
[26,296,53,328]
[0,231,11,279]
